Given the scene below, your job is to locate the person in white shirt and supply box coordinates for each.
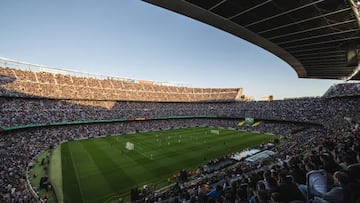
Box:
[298,162,327,198]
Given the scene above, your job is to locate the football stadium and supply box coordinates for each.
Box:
[1,0,360,203]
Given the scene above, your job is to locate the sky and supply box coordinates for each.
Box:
[0,0,342,100]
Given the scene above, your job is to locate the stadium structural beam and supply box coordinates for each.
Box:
[304,65,350,69]
[228,0,272,20]
[244,0,326,28]
[301,59,346,63]
[277,29,360,45]
[345,64,360,80]
[349,0,360,27]
[289,46,340,54]
[258,7,352,35]
[208,0,227,11]
[343,0,360,81]
[268,20,357,40]
[302,62,346,66]
[296,55,345,60]
[294,50,344,57]
[283,36,360,49]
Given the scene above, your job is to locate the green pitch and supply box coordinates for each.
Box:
[56,127,276,203]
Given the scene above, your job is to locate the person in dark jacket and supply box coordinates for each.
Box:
[277,173,305,203]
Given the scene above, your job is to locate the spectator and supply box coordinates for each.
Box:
[277,173,305,203]
[313,171,350,203]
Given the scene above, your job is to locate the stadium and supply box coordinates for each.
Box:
[1,0,360,203]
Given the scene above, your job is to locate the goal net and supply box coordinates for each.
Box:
[125,142,134,150]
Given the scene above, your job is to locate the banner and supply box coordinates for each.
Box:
[245,118,254,125]
[237,120,245,126]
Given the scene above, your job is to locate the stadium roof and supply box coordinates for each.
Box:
[142,0,360,80]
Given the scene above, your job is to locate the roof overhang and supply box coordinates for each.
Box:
[142,0,360,80]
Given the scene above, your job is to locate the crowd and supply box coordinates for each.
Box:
[1,66,360,132]
[323,83,360,98]
[0,67,240,102]
[1,95,359,133]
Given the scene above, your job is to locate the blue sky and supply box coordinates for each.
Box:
[0,0,341,99]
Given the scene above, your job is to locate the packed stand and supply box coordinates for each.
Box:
[1,95,359,132]
[323,83,360,98]
[0,66,241,102]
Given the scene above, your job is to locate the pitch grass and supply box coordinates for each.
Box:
[59,127,276,203]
